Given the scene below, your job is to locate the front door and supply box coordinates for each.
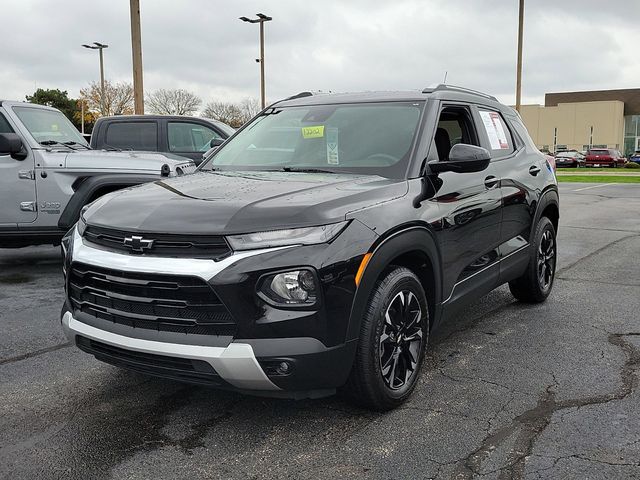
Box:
[0,112,37,225]
[428,104,503,307]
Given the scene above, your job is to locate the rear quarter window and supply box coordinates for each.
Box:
[104,122,158,151]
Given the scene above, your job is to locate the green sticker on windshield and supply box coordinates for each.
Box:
[301,125,324,139]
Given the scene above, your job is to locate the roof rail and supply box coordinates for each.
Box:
[284,91,314,101]
[422,84,498,101]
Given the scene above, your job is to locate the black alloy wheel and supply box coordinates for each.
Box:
[509,216,557,303]
[344,267,429,411]
[537,229,556,292]
[379,290,424,390]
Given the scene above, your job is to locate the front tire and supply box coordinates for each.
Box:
[509,217,557,303]
[344,267,429,411]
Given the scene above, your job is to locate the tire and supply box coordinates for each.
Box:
[343,267,429,411]
[509,217,557,303]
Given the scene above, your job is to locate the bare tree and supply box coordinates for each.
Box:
[239,98,261,120]
[146,89,201,115]
[202,101,246,128]
[80,81,134,117]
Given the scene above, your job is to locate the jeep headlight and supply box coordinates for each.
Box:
[226,222,348,251]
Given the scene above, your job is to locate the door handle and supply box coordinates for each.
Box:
[529,165,541,176]
[484,175,499,189]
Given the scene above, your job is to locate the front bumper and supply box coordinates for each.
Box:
[61,310,279,391]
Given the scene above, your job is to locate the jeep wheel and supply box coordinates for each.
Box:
[509,216,556,303]
[344,267,428,411]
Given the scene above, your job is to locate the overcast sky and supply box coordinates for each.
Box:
[3,0,639,110]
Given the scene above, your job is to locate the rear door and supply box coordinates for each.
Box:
[165,121,225,163]
[484,109,547,261]
[0,111,37,225]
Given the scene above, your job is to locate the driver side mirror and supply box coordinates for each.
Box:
[0,133,25,160]
[428,143,490,174]
[210,137,224,148]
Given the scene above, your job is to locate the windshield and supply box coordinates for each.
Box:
[200,102,424,178]
[13,106,88,146]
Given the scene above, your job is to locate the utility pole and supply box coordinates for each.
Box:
[82,42,108,115]
[240,13,273,109]
[515,0,524,113]
[130,0,144,114]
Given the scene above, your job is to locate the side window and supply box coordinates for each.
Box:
[477,109,514,157]
[105,122,158,151]
[434,106,479,161]
[168,122,221,152]
[0,113,14,134]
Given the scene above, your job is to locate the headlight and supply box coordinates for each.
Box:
[76,210,87,237]
[226,221,348,251]
[258,269,318,305]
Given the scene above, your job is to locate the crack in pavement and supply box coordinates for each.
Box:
[449,333,640,480]
[555,233,639,276]
[0,341,72,366]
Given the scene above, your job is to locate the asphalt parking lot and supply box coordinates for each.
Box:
[1,182,639,480]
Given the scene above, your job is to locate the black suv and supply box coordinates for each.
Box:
[90,115,235,164]
[61,85,559,410]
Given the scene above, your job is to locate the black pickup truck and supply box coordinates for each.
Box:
[90,115,235,164]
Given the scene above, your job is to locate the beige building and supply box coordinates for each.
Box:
[518,89,640,155]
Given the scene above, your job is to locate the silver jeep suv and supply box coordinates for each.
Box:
[0,101,195,247]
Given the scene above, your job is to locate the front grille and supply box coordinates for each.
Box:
[83,225,231,259]
[68,262,236,336]
[76,336,226,386]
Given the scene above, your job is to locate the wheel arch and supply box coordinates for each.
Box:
[532,187,559,238]
[345,225,443,342]
[58,173,160,230]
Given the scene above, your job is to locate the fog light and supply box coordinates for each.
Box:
[260,269,318,305]
[276,361,292,375]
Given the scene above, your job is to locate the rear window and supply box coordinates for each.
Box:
[104,122,157,151]
[588,149,610,156]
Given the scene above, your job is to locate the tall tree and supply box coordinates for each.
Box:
[80,80,135,117]
[26,88,81,128]
[146,89,201,115]
[240,98,261,120]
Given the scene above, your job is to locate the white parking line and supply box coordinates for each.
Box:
[572,183,616,192]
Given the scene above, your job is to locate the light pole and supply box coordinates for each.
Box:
[129,0,144,114]
[82,42,108,114]
[515,0,524,113]
[240,13,272,109]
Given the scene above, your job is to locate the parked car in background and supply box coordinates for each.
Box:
[90,115,235,165]
[629,151,640,165]
[555,150,586,168]
[0,101,195,248]
[585,148,626,168]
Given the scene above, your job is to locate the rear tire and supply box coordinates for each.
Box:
[509,217,557,303]
[344,267,429,411]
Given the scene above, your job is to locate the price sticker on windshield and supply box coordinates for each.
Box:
[326,128,339,165]
[302,125,324,139]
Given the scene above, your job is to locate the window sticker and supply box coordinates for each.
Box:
[479,111,509,149]
[301,125,324,139]
[326,128,339,165]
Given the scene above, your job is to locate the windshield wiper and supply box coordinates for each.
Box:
[40,140,78,150]
[100,143,122,152]
[63,141,91,150]
[281,166,336,174]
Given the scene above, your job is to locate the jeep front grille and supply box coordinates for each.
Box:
[83,225,231,260]
[68,262,236,336]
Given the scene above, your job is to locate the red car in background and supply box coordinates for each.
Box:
[585,148,626,168]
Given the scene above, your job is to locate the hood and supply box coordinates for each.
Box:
[84,171,408,234]
[63,150,195,173]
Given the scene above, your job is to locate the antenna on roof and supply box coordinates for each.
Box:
[443,71,448,83]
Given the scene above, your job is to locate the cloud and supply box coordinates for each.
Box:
[2,0,638,109]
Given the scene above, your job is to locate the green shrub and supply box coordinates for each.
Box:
[623,162,640,169]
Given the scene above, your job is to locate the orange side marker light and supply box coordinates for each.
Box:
[355,252,372,286]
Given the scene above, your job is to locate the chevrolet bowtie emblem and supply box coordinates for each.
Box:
[123,235,154,252]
